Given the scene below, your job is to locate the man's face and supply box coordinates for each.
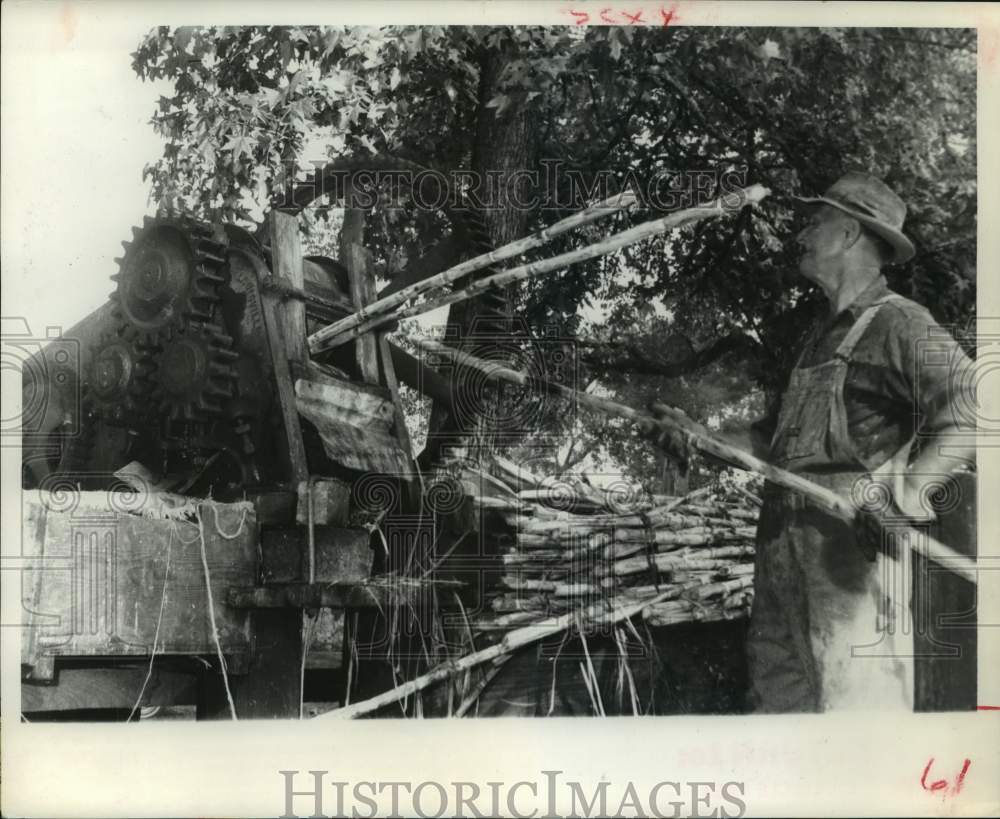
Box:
[793,204,852,283]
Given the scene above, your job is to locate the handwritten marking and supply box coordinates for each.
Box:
[921,758,972,798]
[565,6,678,27]
[954,759,971,794]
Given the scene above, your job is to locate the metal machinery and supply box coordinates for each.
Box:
[19,185,468,718]
[25,217,352,495]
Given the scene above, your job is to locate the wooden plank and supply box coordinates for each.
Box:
[295,479,351,527]
[260,527,372,585]
[295,377,396,424]
[22,667,198,712]
[246,243,309,483]
[340,207,380,383]
[295,378,412,474]
[268,210,308,364]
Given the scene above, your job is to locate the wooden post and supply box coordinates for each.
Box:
[200,213,308,721]
[269,210,308,365]
[244,242,309,485]
[340,207,379,384]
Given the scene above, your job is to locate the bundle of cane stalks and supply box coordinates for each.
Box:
[469,459,759,634]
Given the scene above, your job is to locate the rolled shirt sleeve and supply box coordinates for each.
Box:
[873,300,977,436]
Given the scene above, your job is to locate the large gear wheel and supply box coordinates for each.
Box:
[88,329,158,426]
[154,322,239,421]
[110,216,227,341]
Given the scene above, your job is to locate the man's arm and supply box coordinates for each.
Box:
[882,306,977,520]
[897,389,976,521]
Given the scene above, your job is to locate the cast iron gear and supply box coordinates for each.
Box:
[88,328,158,426]
[110,216,227,341]
[153,322,239,421]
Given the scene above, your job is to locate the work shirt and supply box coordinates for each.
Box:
[751,275,976,473]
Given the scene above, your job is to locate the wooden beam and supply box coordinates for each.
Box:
[240,245,309,484]
[201,223,310,721]
[340,207,379,383]
[268,210,308,364]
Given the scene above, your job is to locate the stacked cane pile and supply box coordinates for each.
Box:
[470,462,759,634]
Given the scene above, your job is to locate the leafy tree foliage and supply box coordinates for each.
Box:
[133,25,976,484]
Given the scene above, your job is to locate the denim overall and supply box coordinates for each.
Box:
[748,295,914,712]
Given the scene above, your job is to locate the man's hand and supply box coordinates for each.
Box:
[853,505,889,562]
[637,403,702,468]
[852,496,909,562]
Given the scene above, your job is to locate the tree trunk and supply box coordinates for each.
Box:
[420,43,538,468]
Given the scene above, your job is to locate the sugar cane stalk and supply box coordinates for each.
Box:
[412,337,978,584]
[311,185,770,352]
[308,190,638,353]
[314,588,675,720]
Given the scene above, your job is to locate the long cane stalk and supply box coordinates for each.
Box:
[308,190,638,352]
[314,589,674,720]
[412,337,977,584]
[309,186,769,353]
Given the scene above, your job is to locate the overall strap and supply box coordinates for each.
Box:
[829,293,906,473]
[834,294,903,362]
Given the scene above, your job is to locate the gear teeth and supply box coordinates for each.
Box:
[197,245,226,264]
[190,282,217,300]
[196,265,225,283]
[205,384,233,399]
[113,216,230,342]
[153,320,238,423]
[86,327,156,427]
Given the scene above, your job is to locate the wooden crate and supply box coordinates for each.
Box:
[20,490,256,681]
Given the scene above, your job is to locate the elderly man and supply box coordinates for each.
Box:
[646,172,976,712]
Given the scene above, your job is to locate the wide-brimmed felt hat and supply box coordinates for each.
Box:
[795,171,915,264]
